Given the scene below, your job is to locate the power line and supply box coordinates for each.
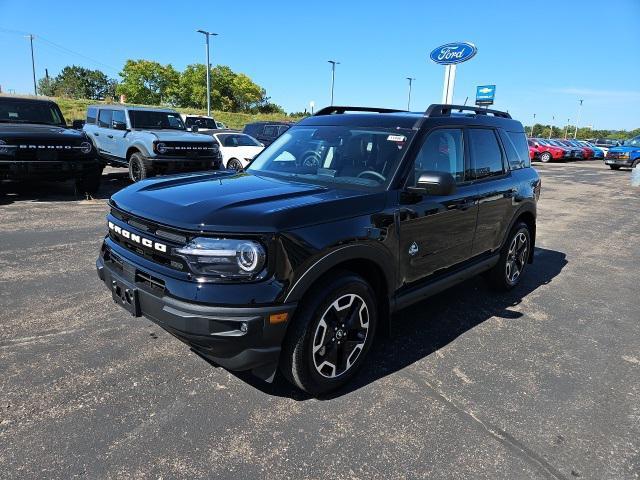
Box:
[0,27,120,73]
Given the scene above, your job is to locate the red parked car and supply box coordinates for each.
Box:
[530,138,568,162]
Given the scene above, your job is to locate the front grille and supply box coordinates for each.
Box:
[11,142,86,161]
[606,152,624,159]
[159,142,217,158]
[109,207,192,271]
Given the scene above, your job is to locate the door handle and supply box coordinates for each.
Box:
[107,135,114,139]
[94,132,99,136]
[448,199,475,211]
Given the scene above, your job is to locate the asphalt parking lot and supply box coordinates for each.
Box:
[1,161,639,479]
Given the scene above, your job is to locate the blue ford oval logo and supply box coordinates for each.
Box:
[430,42,477,65]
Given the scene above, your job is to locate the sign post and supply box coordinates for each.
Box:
[430,42,477,105]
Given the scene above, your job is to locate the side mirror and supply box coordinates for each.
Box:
[72,119,85,130]
[112,120,127,131]
[407,171,456,196]
[191,125,199,133]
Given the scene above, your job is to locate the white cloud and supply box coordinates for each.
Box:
[550,88,640,99]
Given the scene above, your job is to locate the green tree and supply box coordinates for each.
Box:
[37,65,117,100]
[116,60,179,105]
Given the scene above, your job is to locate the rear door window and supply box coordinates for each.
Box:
[468,128,505,180]
[97,109,113,128]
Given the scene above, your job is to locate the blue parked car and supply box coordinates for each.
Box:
[578,141,605,159]
[604,134,640,170]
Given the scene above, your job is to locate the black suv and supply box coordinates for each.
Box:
[97,104,540,395]
[243,121,292,146]
[0,96,102,194]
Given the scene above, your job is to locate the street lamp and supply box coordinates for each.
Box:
[196,29,218,116]
[564,119,570,139]
[573,99,583,139]
[530,113,536,137]
[25,34,37,95]
[328,60,340,105]
[549,115,555,139]
[406,77,415,111]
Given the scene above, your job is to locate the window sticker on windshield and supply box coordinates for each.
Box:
[387,134,406,142]
[9,112,18,118]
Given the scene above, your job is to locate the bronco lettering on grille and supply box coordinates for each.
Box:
[108,221,167,253]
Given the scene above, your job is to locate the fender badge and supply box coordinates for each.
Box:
[409,242,419,256]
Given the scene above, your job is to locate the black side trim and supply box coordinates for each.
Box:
[391,253,499,312]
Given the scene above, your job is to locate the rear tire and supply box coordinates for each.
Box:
[129,152,150,182]
[540,151,552,163]
[487,222,531,291]
[280,273,378,396]
[609,165,621,170]
[75,166,103,196]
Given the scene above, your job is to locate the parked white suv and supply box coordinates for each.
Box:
[84,105,221,181]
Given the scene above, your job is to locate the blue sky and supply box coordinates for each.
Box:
[1,0,638,130]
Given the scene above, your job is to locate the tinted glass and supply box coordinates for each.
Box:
[263,125,278,137]
[112,109,126,125]
[0,100,65,126]
[503,131,531,169]
[248,126,414,190]
[86,107,97,124]
[217,134,261,147]
[468,128,504,179]
[185,117,217,129]
[98,109,113,128]
[129,110,185,130]
[414,128,465,183]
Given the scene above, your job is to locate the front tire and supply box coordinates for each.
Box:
[129,152,150,182]
[487,222,531,291]
[227,158,243,171]
[280,273,378,395]
[540,151,552,163]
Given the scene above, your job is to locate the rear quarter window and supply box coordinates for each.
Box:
[500,130,531,169]
[86,107,97,124]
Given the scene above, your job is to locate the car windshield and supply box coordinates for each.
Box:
[0,99,66,126]
[247,125,413,190]
[216,133,261,147]
[185,116,217,129]
[129,110,185,130]
[622,135,640,147]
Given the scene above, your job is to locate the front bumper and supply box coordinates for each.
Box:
[0,158,101,181]
[605,158,633,166]
[96,249,296,381]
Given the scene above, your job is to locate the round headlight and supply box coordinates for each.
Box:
[80,141,92,154]
[236,242,265,272]
[156,142,167,154]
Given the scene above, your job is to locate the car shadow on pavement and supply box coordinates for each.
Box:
[234,247,567,400]
[0,168,130,205]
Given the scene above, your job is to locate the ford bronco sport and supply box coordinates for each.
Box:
[96,104,541,395]
[83,105,221,182]
[0,96,102,194]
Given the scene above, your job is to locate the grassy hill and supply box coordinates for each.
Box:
[6,95,304,130]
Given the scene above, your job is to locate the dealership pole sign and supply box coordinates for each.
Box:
[475,85,496,106]
[429,42,477,104]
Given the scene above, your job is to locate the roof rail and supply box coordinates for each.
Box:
[313,106,405,116]
[424,104,512,119]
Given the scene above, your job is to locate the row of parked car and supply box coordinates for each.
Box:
[0,95,296,194]
[527,134,640,170]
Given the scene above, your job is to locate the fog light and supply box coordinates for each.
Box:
[240,322,248,333]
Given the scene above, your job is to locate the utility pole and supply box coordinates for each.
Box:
[573,99,583,139]
[564,119,570,139]
[196,29,218,116]
[26,34,37,95]
[328,60,340,105]
[549,115,554,139]
[406,77,415,111]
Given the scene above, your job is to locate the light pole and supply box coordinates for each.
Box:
[564,119,570,139]
[530,113,536,137]
[328,60,340,105]
[549,115,555,139]
[573,99,583,139]
[196,29,218,116]
[26,34,37,95]
[406,77,415,111]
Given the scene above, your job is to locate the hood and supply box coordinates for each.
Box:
[0,123,86,142]
[609,145,640,153]
[136,129,214,142]
[110,172,385,233]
